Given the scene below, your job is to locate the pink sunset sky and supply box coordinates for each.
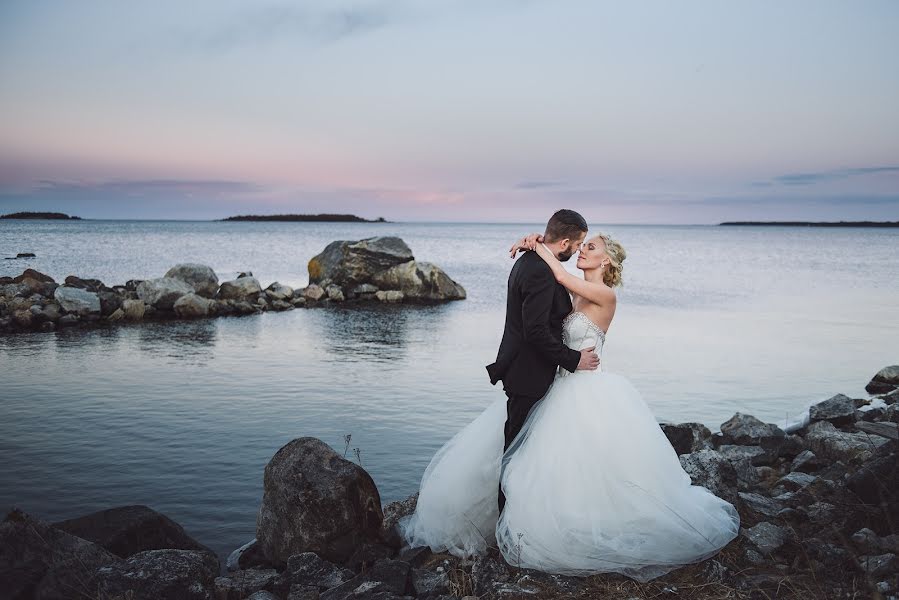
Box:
[1,1,897,222]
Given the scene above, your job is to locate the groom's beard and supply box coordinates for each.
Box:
[557,247,576,262]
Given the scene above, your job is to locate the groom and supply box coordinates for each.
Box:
[487,209,599,512]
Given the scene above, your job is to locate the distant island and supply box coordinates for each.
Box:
[720,221,899,228]
[220,213,387,223]
[0,211,81,220]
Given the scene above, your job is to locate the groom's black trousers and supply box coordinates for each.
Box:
[498,391,542,513]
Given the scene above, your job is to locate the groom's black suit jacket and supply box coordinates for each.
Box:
[486,250,581,397]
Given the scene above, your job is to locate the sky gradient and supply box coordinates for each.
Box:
[1,1,897,223]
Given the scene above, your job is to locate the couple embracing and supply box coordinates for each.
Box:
[398,210,739,582]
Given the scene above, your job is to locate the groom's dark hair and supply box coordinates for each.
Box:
[543,209,588,243]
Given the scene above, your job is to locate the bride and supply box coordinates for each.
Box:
[398,232,740,582]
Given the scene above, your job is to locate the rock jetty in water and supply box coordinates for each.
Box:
[0,237,465,334]
[3,365,898,598]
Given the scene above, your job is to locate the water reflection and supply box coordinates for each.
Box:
[137,319,220,366]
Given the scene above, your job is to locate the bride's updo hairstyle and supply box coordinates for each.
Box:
[597,234,626,287]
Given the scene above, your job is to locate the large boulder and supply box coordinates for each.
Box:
[678,449,740,506]
[0,509,120,600]
[256,437,384,566]
[804,420,889,463]
[371,261,466,301]
[137,277,194,310]
[660,422,712,455]
[866,366,899,395]
[217,276,263,301]
[52,505,214,559]
[809,394,859,425]
[165,264,219,298]
[308,237,414,288]
[53,286,101,315]
[720,413,785,446]
[9,269,58,296]
[173,293,213,318]
[95,549,219,600]
[121,298,147,321]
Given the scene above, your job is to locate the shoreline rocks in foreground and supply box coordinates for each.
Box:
[0,237,466,334]
[2,366,897,599]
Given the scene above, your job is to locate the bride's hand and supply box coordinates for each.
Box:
[509,233,544,258]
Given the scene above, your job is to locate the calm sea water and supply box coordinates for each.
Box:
[1,219,897,562]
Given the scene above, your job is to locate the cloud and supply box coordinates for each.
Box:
[172,2,397,53]
[514,180,566,189]
[769,166,899,186]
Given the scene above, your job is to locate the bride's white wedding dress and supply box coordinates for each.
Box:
[398,311,740,582]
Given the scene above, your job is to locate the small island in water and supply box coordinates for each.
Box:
[220,213,387,223]
[720,220,899,227]
[1,211,81,220]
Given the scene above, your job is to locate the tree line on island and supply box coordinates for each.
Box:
[0,211,388,222]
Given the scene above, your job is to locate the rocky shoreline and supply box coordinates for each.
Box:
[3,366,898,599]
[0,237,466,334]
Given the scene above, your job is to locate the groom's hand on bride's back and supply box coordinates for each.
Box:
[577,347,600,370]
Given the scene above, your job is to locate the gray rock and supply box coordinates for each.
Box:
[859,553,897,578]
[371,261,466,301]
[137,277,194,310]
[326,285,345,302]
[790,450,819,472]
[660,422,712,455]
[718,444,771,465]
[866,365,899,394]
[319,558,412,600]
[53,504,214,559]
[308,237,414,288]
[351,283,379,296]
[53,286,101,314]
[471,554,511,597]
[801,501,838,524]
[742,522,789,554]
[95,548,219,600]
[285,552,354,590]
[291,296,308,307]
[804,420,888,463]
[287,585,319,600]
[57,314,79,327]
[174,293,213,318]
[852,528,880,553]
[412,567,450,597]
[879,388,899,405]
[248,592,281,600]
[218,277,263,301]
[165,264,219,298]
[256,438,384,566]
[679,449,740,505]
[265,282,294,301]
[0,509,120,600]
[809,393,859,425]
[272,299,293,311]
[375,290,404,303]
[774,472,819,492]
[98,290,122,316]
[737,492,784,519]
[122,298,147,321]
[720,412,785,445]
[214,569,280,600]
[303,284,326,301]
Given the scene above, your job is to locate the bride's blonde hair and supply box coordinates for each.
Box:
[596,234,626,287]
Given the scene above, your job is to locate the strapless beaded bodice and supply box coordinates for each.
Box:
[559,312,605,376]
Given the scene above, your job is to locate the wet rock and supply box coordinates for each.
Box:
[53,286,101,314]
[173,293,214,318]
[866,365,899,395]
[214,568,280,600]
[256,437,384,566]
[285,552,354,590]
[122,298,147,321]
[326,284,345,302]
[165,263,219,298]
[660,422,712,455]
[218,276,263,302]
[375,290,404,303]
[679,449,740,505]
[371,261,466,302]
[309,237,414,288]
[303,284,326,301]
[809,393,859,425]
[95,548,219,600]
[0,508,119,600]
[137,277,194,310]
[720,412,785,445]
[53,504,214,559]
[265,282,294,301]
